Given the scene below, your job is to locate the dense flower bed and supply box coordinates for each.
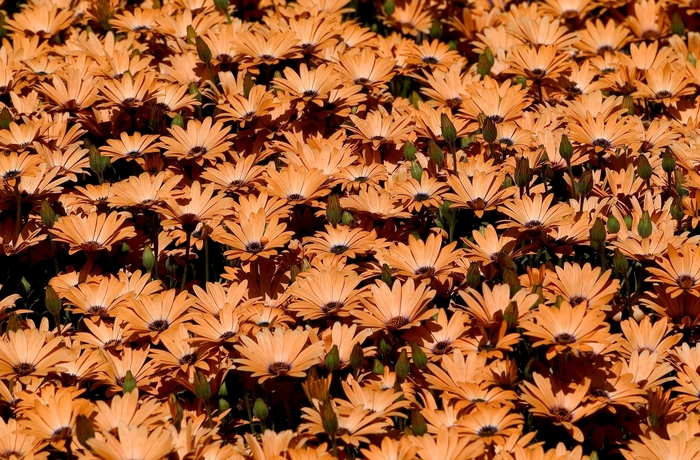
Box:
[0,0,699,458]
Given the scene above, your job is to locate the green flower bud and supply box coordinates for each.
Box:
[171,113,184,128]
[411,410,428,436]
[321,402,338,436]
[193,370,211,401]
[253,398,268,421]
[622,95,635,116]
[440,113,457,146]
[613,248,628,276]
[0,107,12,130]
[188,82,202,102]
[503,270,521,297]
[429,18,442,39]
[637,211,653,238]
[142,245,156,272]
[514,156,531,188]
[325,345,340,372]
[403,141,417,162]
[218,381,228,397]
[410,161,424,181]
[477,113,488,129]
[76,414,95,448]
[515,75,528,88]
[379,338,392,357]
[45,286,62,317]
[214,0,229,12]
[195,36,212,64]
[428,140,443,168]
[503,301,519,329]
[502,174,514,189]
[186,25,197,44]
[7,313,20,333]
[19,277,30,297]
[218,398,230,413]
[590,217,607,249]
[662,148,676,173]
[577,170,594,197]
[559,134,573,162]
[341,211,354,226]
[467,261,481,288]
[88,143,110,175]
[383,0,395,15]
[243,73,254,98]
[373,359,385,374]
[671,196,685,221]
[637,154,652,181]
[623,215,633,230]
[671,11,685,36]
[689,52,697,67]
[122,370,137,393]
[477,48,494,78]
[40,200,57,228]
[395,349,410,382]
[606,215,620,234]
[326,194,342,227]
[482,118,497,144]
[350,343,364,371]
[381,263,394,288]
[410,342,428,371]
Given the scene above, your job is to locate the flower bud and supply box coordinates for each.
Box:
[504,301,519,329]
[7,313,20,332]
[373,359,385,374]
[675,169,688,197]
[577,170,593,197]
[325,345,340,372]
[88,143,110,176]
[589,451,599,460]
[45,286,62,317]
[326,194,342,227]
[186,25,197,44]
[302,367,330,403]
[671,11,685,36]
[396,349,410,382]
[689,52,697,67]
[477,113,487,129]
[218,381,228,397]
[477,48,494,78]
[613,248,628,276]
[350,343,364,371]
[195,37,212,65]
[379,338,392,357]
[671,196,685,221]
[214,0,229,12]
[559,134,573,162]
[590,217,607,250]
[514,156,531,188]
[662,148,676,173]
[637,211,652,238]
[341,211,354,226]
[403,141,417,161]
[0,107,12,130]
[623,215,633,230]
[440,113,457,146]
[502,174,514,189]
[142,245,156,272]
[515,75,528,88]
[19,277,30,297]
[410,161,424,181]
[253,398,268,421]
[622,95,635,116]
[40,200,57,228]
[381,263,394,288]
[219,398,230,413]
[503,270,521,297]
[606,215,620,234]
[427,140,443,167]
[429,18,442,39]
[637,155,652,183]
[193,370,211,401]
[383,0,395,15]
[123,370,137,393]
[321,402,338,437]
[467,261,481,288]
[482,118,497,144]
[243,73,254,98]
[411,410,428,436]
[410,342,428,371]
[188,82,202,102]
[171,113,184,128]
[76,414,95,448]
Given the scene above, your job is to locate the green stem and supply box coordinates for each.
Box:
[180,231,192,291]
[204,401,214,429]
[243,391,256,434]
[450,144,457,175]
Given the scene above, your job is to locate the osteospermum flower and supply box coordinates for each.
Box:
[50,212,136,255]
[0,328,70,383]
[352,279,437,331]
[546,262,620,309]
[160,117,232,165]
[381,233,462,282]
[234,327,325,383]
[647,244,700,298]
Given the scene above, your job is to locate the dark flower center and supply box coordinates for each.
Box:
[336,427,349,436]
[149,319,169,332]
[525,220,542,228]
[287,193,303,201]
[246,242,264,253]
[592,138,612,149]
[178,353,196,365]
[569,295,587,306]
[531,68,545,78]
[597,45,615,54]
[415,266,435,277]
[433,340,451,354]
[655,90,672,98]
[354,77,370,85]
[478,425,499,437]
[370,135,385,141]
[387,316,409,329]
[13,362,35,376]
[261,54,273,60]
[487,115,504,123]
[330,244,349,254]
[51,427,72,439]
[552,407,572,422]
[591,388,609,398]
[87,305,106,315]
[555,333,576,345]
[322,301,343,314]
[447,96,463,106]
[268,361,292,375]
[414,193,430,202]
[422,56,439,64]
[499,138,514,146]
[219,331,235,340]
[188,146,207,157]
[677,274,696,289]
[133,25,151,32]
[303,89,319,98]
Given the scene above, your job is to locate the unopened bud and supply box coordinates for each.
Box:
[613,248,628,275]
[142,245,156,271]
[671,196,685,221]
[379,338,392,357]
[40,200,57,228]
[383,0,395,16]
[0,107,12,129]
[503,270,521,297]
[606,215,620,234]
[411,410,428,436]
[403,141,417,161]
[45,286,62,317]
[671,12,685,36]
[623,215,633,230]
[637,211,652,238]
[477,48,494,78]
[341,211,354,226]
[590,217,607,250]
[411,161,423,181]
[193,370,211,401]
[326,194,342,227]
[122,370,137,393]
[428,140,443,167]
[373,359,385,374]
[482,118,497,144]
[504,301,519,329]
[514,156,531,188]
[410,342,428,371]
[559,134,573,162]
[186,25,197,44]
[381,263,394,288]
[325,345,340,372]
[440,113,457,145]
[637,154,652,181]
[196,36,212,64]
[321,402,339,436]
[350,343,364,371]
[253,398,268,421]
[76,414,94,448]
[429,18,442,39]
[622,95,635,116]
[467,262,481,288]
[171,113,184,128]
[577,170,594,197]
[662,148,676,173]
[396,349,410,382]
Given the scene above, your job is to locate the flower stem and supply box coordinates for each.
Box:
[180,230,192,291]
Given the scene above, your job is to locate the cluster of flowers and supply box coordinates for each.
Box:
[2,0,700,458]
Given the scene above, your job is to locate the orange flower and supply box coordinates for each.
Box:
[50,212,136,255]
[352,279,437,331]
[0,328,70,383]
[160,117,232,165]
[217,209,294,261]
[647,244,700,298]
